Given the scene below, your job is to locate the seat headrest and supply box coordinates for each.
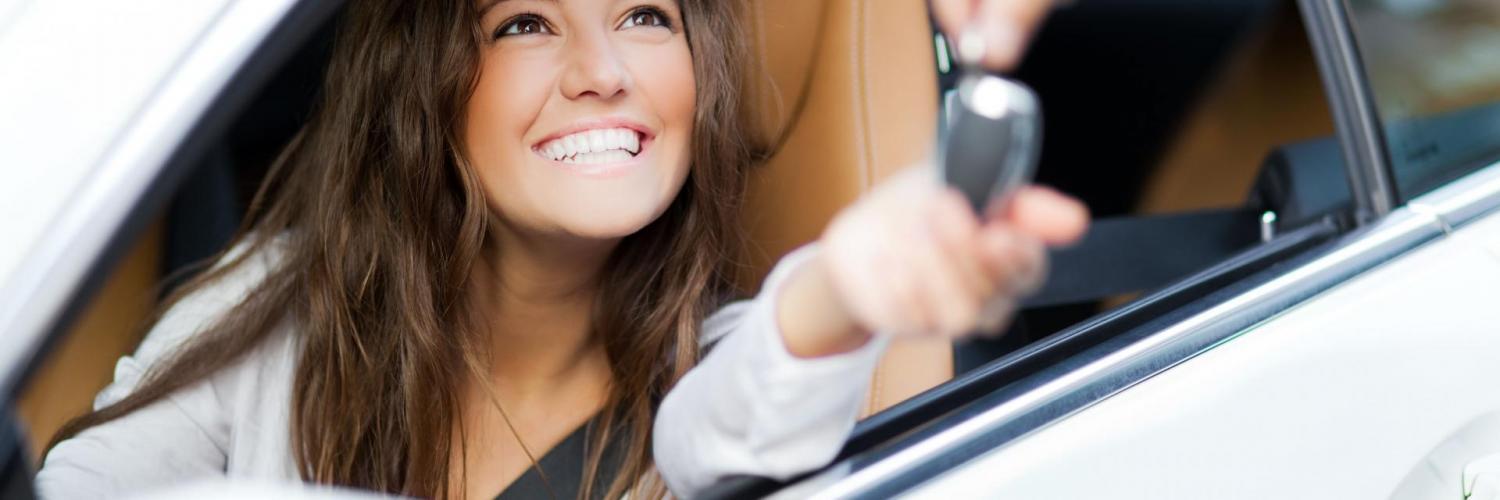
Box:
[738,0,940,292]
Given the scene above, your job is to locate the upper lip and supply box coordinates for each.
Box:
[531,117,655,152]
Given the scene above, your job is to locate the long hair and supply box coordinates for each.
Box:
[48,1,760,498]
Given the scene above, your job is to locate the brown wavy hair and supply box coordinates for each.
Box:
[48,1,760,498]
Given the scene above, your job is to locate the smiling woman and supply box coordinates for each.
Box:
[469,0,702,240]
[32,0,1084,498]
[36,0,760,498]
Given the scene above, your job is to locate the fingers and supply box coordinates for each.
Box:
[975,225,1047,297]
[929,189,991,298]
[908,191,988,336]
[993,185,1090,247]
[932,0,1054,71]
[820,170,1079,342]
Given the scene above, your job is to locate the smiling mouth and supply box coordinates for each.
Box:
[534,127,647,165]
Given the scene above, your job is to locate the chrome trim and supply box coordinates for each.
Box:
[1298,0,1398,223]
[1260,210,1278,242]
[790,161,1500,498]
[1408,159,1500,231]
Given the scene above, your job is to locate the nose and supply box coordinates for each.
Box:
[559,31,629,101]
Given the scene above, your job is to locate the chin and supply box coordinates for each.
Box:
[551,194,676,240]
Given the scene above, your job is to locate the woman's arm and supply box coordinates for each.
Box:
[655,167,1087,496]
[37,381,231,499]
[653,246,887,497]
[36,240,283,498]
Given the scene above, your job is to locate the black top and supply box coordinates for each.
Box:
[495,416,628,500]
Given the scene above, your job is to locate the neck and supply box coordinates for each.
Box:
[472,222,618,399]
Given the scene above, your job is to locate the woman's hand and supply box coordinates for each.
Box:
[778,166,1088,358]
[930,0,1055,70]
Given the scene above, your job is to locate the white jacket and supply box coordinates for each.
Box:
[36,242,885,499]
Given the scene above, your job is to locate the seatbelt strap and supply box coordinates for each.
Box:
[1024,207,1262,307]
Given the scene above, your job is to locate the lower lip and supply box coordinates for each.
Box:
[535,136,653,179]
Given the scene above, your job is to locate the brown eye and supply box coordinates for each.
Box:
[495,14,552,39]
[621,8,672,29]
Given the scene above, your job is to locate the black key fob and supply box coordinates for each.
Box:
[942,74,1042,215]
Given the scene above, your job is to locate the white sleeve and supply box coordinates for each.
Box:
[37,381,231,499]
[35,240,277,499]
[653,245,889,497]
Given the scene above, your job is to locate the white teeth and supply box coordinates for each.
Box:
[587,131,603,152]
[606,130,622,151]
[625,131,639,154]
[563,150,633,165]
[538,127,644,162]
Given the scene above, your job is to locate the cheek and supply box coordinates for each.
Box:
[632,43,697,141]
[625,39,697,196]
[465,53,554,222]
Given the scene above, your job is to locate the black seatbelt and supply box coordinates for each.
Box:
[1024,207,1262,307]
[1024,135,1352,307]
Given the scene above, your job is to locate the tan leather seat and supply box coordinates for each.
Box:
[742,0,952,415]
[17,224,162,460]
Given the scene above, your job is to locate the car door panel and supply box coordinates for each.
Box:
[910,206,1500,499]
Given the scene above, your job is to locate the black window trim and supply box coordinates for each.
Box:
[1298,0,1399,224]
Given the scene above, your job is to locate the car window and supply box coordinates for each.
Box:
[1346,0,1500,201]
[706,4,1364,498]
[935,2,1348,372]
[9,2,1379,498]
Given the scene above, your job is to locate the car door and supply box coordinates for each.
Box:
[705,0,1500,498]
[747,0,1500,498]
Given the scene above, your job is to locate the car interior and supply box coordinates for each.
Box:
[8,0,1362,496]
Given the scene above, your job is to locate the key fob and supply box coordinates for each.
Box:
[942,74,1043,214]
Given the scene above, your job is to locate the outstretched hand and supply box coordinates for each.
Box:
[779,166,1088,357]
[775,0,1075,358]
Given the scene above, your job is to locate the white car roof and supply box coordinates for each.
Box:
[0,0,299,391]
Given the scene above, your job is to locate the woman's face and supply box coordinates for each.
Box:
[467,0,696,242]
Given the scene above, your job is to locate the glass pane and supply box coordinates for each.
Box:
[1346,0,1500,199]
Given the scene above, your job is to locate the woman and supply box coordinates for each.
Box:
[38,0,1083,498]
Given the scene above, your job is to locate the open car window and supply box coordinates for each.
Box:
[935,2,1352,371]
[707,3,1366,498]
[746,1,1500,498]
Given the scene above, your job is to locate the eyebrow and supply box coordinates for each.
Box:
[480,0,559,16]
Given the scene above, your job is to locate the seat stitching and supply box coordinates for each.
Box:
[850,0,871,190]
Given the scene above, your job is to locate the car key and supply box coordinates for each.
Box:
[942,30,1043,215]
